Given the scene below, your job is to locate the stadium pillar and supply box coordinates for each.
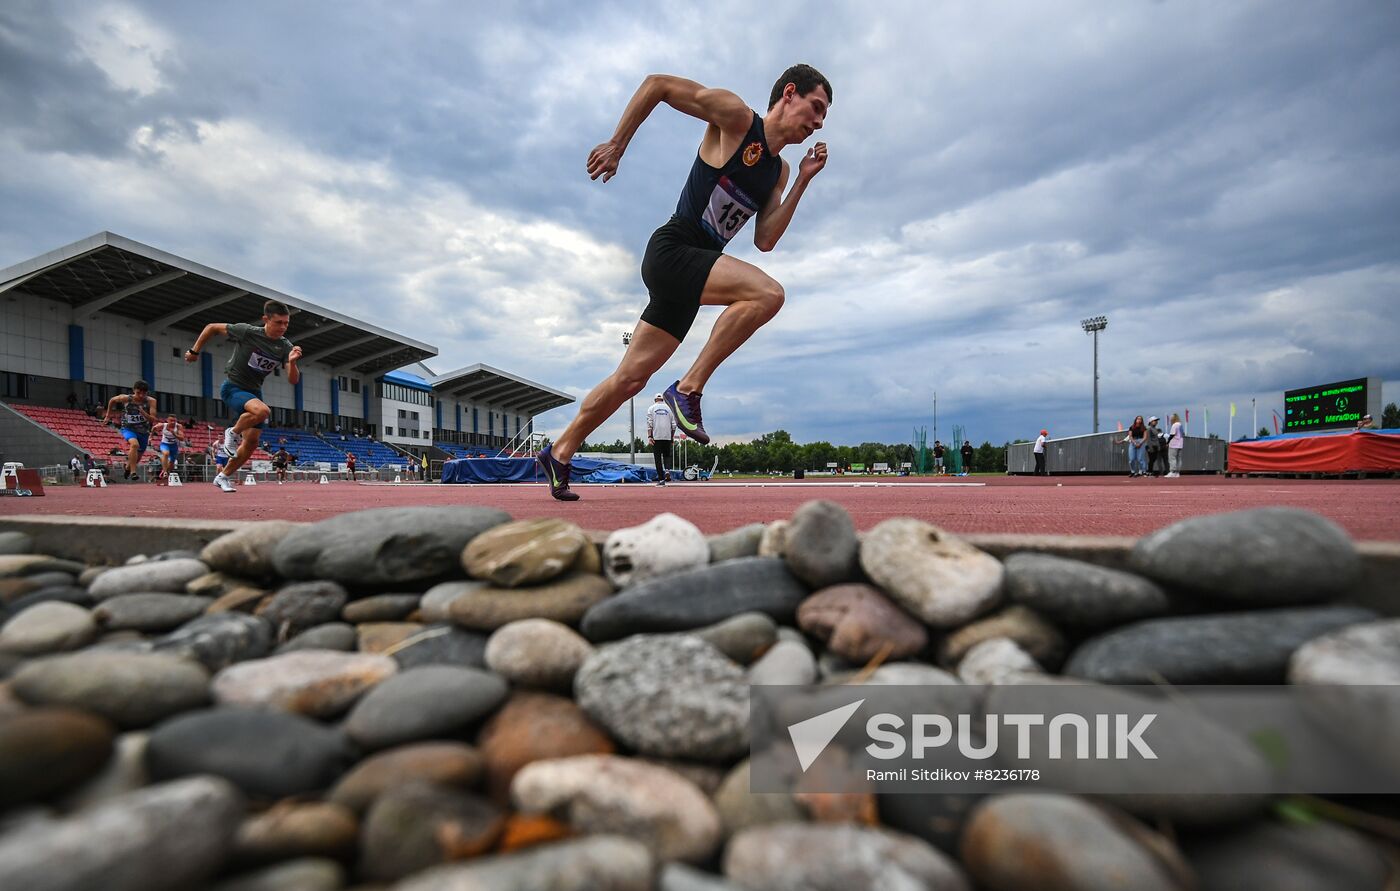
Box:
[455,403,461,433]
[68,325,85,383]
[201,352,213,418]
[295,376,304,421]
[140,339,155,389]
[362,386,370,427]
[330,378,340,420]
[436,400,443,435]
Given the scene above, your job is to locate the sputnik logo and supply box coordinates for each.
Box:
[787,699,864,772]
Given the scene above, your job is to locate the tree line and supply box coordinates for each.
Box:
[574,429,1012,474]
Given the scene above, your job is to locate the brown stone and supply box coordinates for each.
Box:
[794,791,880,826]
[206,586,272,615]
[448,573,612,631]
[797,584,929,663]
[211,650,397,718]
[233,800,359,863]
[357,622,427,654]
[359,783,505,882]
[186,572,244,599]
[572,542,603,576]
[462,518,590,588]
[0,578,40,605]
[329,741,484,814]
[939,605,1066,668]
[496,814,574,853]
[476,692,616,801]
[0,707,116,808]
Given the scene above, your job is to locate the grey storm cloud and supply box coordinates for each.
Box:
[1,0,1397,447]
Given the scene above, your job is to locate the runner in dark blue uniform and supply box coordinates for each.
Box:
[104,380,157,481]
[539,65,832,500]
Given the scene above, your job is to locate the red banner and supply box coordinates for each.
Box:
[1228,432,1400,474]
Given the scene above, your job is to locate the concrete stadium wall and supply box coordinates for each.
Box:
[0,400,83,468]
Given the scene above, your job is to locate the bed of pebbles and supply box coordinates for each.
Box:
[0,503,1396,890]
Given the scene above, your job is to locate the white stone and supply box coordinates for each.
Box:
[957,637,1044,685]
[859,519,1003,627]
[0,601,98,656]
[604,513,709,587]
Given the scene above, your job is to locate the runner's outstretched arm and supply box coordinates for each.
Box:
[587,74,752,183]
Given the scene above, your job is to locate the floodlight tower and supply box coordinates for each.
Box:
[622,330,636,465]
[1080,315,1108,433]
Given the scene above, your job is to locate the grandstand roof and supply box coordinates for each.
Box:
[0,231,436,376]
[431,363,575,414]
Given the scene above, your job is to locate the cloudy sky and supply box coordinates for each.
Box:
[3,1,1397,446]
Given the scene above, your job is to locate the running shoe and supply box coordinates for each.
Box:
[536,445,579,501]
[221,429,242,459]
[213,473,237,493]
[663,381,709,445]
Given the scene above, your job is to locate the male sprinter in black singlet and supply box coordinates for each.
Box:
[537,65,831,500]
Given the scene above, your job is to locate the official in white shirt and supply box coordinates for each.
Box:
[1034,429,1049,476]
[646,394,676,486]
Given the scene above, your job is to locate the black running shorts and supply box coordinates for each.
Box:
[640,216,722,342]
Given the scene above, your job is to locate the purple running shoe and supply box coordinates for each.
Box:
[663,381,709,445]
[536,444,580,501]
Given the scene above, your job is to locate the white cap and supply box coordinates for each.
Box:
[654,393,664,400]
[1148,416,1159,423]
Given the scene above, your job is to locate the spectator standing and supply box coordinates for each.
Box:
[1144,416,1164,477]
[1034,429,1049,475]
[1166,413,1184,478]
[1122,415,1148,477]
[646,393,676,486]
[69,453,83,481]
[932,441,946,475]
[960,440,974,476]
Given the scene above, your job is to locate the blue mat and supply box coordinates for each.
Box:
[442,456,680,484]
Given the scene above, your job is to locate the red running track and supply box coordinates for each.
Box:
[4,475,1398,541]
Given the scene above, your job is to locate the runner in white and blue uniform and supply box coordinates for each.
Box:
[155,415,185,480]
[104,380,157,481]
[538,65,832,501]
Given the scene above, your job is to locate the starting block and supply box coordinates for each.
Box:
[318,474,329,484]
[167,473,182,487]
[85,469,108,488]
[244,474,257,486]
[393,474,402,483]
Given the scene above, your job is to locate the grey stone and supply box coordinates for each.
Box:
[1003,552,1172,627]
[200,521,299,580]
[389,622,490,669]
[581,557,809,642]
[576,634,749,762]
[0,708,116,809]
[783,500,861,588]
[0,531,33,555]
[329,741,484,814]
[707,523,765,563]
[712,759,805,838]
[839,662,962,686]
[392,835,654,891]
[211,650,398,717]
[152,612,273,671]
[693,611,778,665]
[257,581,349,642]
[21,571,76,590]
[725,823,971,891]
[277,622,358,653]
[511,754,721,863]
[485,619,594,691]
[879,792,986,857]
[345,665,508,750]
[1130,507,1362,605]
[209,859,345,891]
[1289,617,1400,684]
[3,586,95,620]
[0,601,98,655]
[342,593,422,623]
[860,519,1003,628]
[604,513,710,587]
[1064,606,1377,684]
[272,506,511,586]
[87,558,210,599]
[960,794,1188,891]
[0,555,87,578]
[93,593,215,633]
[419,580,484,622]
[747,638,817,686]
[956,638,1043,685]
[146,708,355,798]
[359,783,504,882]
[0,776,243,891]
[662,864,745,891]
[11,651,210,728]
[758,520,789,557]
[1184,820,1391,891]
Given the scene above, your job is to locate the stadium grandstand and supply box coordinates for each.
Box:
[0,231,573,480]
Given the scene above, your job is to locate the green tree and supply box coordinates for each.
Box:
[1259,427,1271,438]
[1383,402,1399,429]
